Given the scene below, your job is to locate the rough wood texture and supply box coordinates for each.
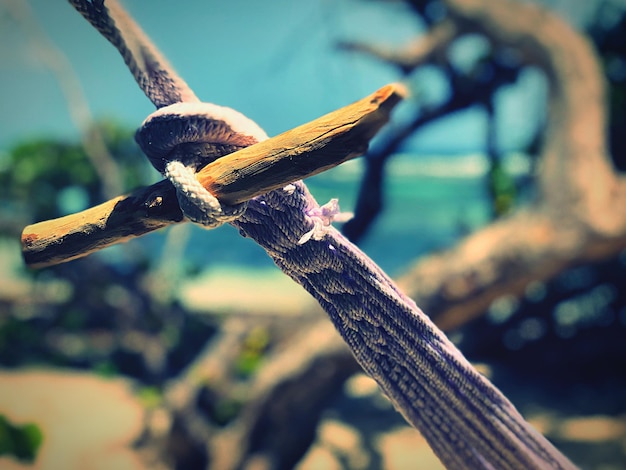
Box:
[21,83,405,269]
[199,83,404,205]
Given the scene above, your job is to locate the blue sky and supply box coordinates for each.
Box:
[0,0,591,155]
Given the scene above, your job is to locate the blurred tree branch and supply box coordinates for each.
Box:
[339,18,457,73]
[2,0,123,199]
[340,0,626,331]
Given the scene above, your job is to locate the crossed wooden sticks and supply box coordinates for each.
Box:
[21,83,405,268]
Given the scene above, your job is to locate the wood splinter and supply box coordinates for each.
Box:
[21,83,406,269]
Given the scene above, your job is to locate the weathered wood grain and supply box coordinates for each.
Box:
[21,83,405,268]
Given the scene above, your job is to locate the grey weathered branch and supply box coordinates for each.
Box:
[337,0,626,330]
[229,5,626,464]
[338,19,458,73]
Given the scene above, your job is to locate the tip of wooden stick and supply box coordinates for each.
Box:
[393,82,410,99]
[371,82,409,104]
[369,83,408,113]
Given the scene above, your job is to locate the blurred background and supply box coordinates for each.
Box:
[0,0,625,468]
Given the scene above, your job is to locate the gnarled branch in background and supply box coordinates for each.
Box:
[342,0,626,331]
[340,1,523,242]
[398,0,626,330]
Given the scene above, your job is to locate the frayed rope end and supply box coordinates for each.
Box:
[297,198,353,244]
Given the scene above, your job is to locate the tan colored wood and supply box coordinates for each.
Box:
[22,83,406,268]
[199,83,404,205]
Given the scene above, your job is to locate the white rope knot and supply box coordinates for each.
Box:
[298,198,353,244]
[136,101,268,228]
[164,161,247,228]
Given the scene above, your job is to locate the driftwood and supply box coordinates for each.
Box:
[21,83,405,269]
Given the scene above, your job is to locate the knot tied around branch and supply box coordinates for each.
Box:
[21,83,407,268]
[135,101,268,228]
[298,198,353,244]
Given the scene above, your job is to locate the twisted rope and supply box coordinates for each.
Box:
[69,0,197,107]
[69,1,576,468]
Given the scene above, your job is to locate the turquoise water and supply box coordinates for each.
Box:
[156,153,529,277]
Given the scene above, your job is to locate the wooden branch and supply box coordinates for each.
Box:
[338,20,458,73]
[21,83,406,269]
[333,0,626,334]
[393,0,626,330]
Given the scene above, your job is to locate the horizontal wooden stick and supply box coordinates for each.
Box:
[21,83,406,268]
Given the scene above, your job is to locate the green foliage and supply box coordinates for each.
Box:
[138,386,163,410]
[235,326,270,377]
[0,121,217,386]
[0,414,43,463]
[0,316,40,364]
[93,361,119,378]
[487,160,517,217]
[210,397,244,426]
[196,383,247,427]
[0,121,154,225]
